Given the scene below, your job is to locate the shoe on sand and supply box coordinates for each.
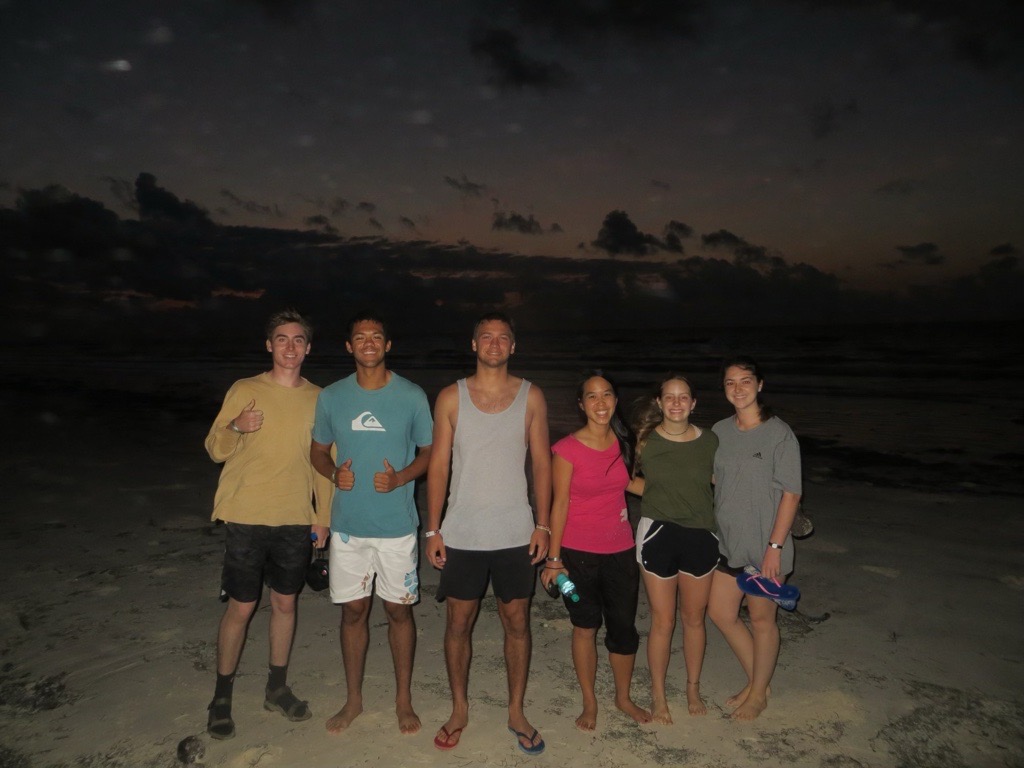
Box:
[433,725,464,750]
[207,697,235,740]
[264,685,312,722]
[508,726,545,755]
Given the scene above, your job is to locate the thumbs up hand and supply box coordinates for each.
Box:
[373,459,402,493]
[231,399,263,433]
[334,458,355,491]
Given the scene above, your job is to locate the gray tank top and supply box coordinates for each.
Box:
[440,378,535,550]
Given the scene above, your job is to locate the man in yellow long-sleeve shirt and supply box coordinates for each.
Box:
[203,309,333,740]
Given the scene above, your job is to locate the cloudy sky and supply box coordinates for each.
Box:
[2,0,1022,293]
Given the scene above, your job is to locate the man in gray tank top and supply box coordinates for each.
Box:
[425,312,552,756]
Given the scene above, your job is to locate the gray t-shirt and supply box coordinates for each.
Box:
[440,378,535,551]
[712,416,802,573]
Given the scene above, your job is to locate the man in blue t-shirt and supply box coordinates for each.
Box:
[311,311,433,736]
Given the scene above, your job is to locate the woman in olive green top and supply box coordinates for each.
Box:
[633,375,718,724]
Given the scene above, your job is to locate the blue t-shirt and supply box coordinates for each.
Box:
[313,372,433,538]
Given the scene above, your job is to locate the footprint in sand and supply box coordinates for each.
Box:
[860,565,900,578]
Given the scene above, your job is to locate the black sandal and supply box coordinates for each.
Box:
[264,685,312,722]
[207,697,235,740]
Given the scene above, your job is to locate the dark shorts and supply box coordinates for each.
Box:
[222,523,310,603]
[436,546,536,602]
[561,547,640,656]
[636,518,720,579]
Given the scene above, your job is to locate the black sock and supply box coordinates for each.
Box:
[267,664,287,692]
[214,673,235,702]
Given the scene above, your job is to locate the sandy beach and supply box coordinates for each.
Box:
[1,377,1022,768]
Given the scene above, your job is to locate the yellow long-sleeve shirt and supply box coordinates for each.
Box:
[205,372,332,527]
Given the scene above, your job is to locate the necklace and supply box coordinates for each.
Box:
[659,423,691,437]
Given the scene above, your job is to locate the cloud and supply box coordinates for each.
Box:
[399,216,418,232]
[493,211,544,235]
[651,179,672,191]
[220,189,282,217]
[550,222,564,233]
[592,210,663,256]
[444,174,487,198]
[356,202,376,214]
[103,176,137,212]
[470,28,569,90]
[368,217,384,231]
[809,98,859,139]
[134,173,211,228]
[989,242,1018,256]
[304,214,337,235]
[883,242,944,268]
[700,229,786,271]
[663,220,693,253]
[790,0,1024,73]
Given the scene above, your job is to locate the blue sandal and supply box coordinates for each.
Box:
[508,726,545,755]
[736,570,800,611]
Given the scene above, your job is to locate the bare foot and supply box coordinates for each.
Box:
[726,683,769,709]
[325,700,363,733]
[650,694,673,725]
[730,694,767,721]
[575,703,597,731]
[397,704,421,734]
[615,696,652,724]
[686,681,707,716]
[434,714,468,750]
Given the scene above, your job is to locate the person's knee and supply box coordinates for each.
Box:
[383,601,414,626]
[748,608,778,635]
[224,598,257,623]
[605,626,639,656]
[269,589,297,613]
[498,600,530,638]
[341,597,372,626]
[648,607,676,634]
[680,608,707,630]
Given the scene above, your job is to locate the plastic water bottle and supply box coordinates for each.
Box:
[555,573,580,603]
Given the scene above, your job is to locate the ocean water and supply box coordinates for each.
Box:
[3,321,1021,496]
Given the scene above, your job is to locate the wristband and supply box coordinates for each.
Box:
[229,420,243,434]
[536,524,551,533]
[768,541,783,550]
[331,467,339,485]
[424,529,441,538]
[546,556,562,562]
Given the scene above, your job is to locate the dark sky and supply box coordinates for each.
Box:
[2,0,1023,332]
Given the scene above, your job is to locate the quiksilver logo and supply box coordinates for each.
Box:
[351,411,386,432]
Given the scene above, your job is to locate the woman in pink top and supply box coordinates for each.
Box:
[542,372,651,730]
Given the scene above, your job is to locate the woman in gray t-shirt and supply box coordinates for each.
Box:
[708,356,802,722]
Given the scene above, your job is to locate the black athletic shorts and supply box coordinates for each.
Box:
[636,518,720,579]
[436,545,536,602]
[221,523,310,602]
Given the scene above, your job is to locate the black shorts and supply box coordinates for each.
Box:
[561,547,640,656]
[436,546,536,602]
[221,523,310,603]
[636,518,719,579]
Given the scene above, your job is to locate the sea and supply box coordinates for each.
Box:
[3,320,1021,498]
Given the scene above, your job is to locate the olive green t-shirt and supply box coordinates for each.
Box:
[637,428,718,531]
